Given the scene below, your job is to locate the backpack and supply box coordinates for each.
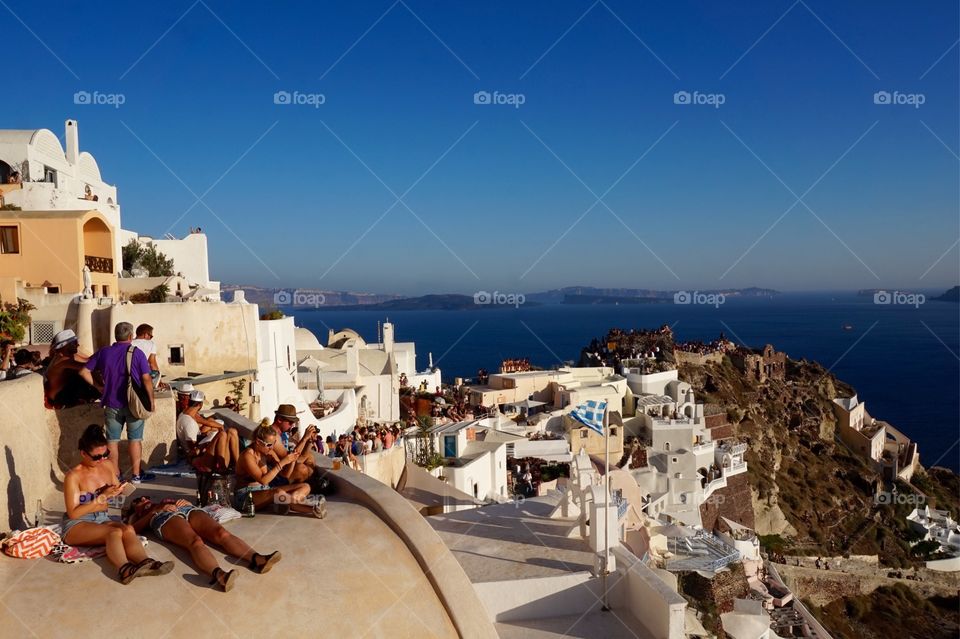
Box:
[2,527,60,559]
[126,345,153,420]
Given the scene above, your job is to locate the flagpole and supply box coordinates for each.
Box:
[602,403,610,611]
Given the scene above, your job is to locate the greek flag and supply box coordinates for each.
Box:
[571,399,607,435]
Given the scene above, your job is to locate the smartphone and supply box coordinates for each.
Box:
[120,482,137,498]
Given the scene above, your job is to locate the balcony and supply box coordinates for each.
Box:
[84,255,113,273]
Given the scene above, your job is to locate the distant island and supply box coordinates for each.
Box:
[224,284,779,310]
[526,286,778,304]
[932,285,959,303]
[562,294,671,305]
[322,294,539,311]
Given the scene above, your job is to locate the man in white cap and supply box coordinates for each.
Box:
[43,329,98,409]
[176,389,240,471]
[175,382,195,416]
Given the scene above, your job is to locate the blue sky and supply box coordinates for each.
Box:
[2,1,957,295]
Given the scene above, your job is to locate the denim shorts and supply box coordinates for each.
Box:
[150,506,201,540]
[61,509,111,540]
[104,406,145,442]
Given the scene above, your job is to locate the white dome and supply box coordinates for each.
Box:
[295,327,323,351]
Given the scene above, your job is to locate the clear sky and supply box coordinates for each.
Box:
[2,1,957,295]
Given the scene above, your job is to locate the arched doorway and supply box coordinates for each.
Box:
[82,217,113,272]
[0,160,11,184]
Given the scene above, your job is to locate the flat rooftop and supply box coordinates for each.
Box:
[0,475,457,638]
[427,493,594,583]
[496,609,653,638]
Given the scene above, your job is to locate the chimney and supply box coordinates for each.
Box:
[65,119,79,165]
[382,321,394,353]
[346,347,360,377]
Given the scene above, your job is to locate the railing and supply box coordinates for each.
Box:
[696,530,741,571]
[84,255,113,273]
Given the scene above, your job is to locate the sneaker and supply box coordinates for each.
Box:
[130,472,157,484]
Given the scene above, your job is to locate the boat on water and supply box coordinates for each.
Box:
[842,323,854,331]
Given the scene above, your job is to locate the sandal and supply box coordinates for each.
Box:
[131,557,174,579]
[211,567,237,592]
[249,551,282,574]
[118,559,154,585]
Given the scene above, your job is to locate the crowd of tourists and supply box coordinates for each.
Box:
[1,321,357,590]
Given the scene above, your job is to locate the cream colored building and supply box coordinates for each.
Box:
[0,209,117,302]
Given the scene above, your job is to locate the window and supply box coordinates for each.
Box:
[43,166,57,185]
[610,427,618,437]
[580,430,589,439]
[102,285,109,297]
[443,435,457,458]
[47,286,59,294]
[0,226,19,254]
[664,442,671,451]
[169,345,185,365]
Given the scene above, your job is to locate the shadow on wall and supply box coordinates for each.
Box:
[52,404,173,476]
[5,446,28,531]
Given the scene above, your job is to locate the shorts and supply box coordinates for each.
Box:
[61,509,111,540]
[150,506,202,540]
[104,406,145,442]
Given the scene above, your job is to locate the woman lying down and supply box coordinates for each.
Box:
[123,495,281,592]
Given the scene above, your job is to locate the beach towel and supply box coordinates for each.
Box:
[202,503,242,524]
[148,460,197,477]
[52,535,150,564]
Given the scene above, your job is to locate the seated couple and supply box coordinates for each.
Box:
[176,390,240,472]
[63,425,281,590]
[235,424,327,518]
[265,404,322,485]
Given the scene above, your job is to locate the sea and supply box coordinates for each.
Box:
[292,292,960,472]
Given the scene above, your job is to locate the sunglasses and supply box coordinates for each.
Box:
[85,450,110,461]
[256,438,275,448]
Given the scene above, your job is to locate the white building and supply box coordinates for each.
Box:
[720,599,778,639]
[833,395,919,481]
[296,322,440,424]
[117,229,220,300]
[427,419,508,507]
[0,120,121,254]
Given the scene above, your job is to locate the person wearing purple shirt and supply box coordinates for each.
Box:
[80,322,156,483]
